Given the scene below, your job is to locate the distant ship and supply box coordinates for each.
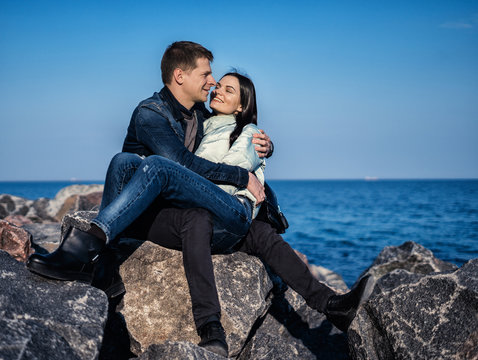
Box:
[364,176,379,181]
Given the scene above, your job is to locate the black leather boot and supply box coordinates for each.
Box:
[27,226,105,283]
[198,321,229,358]
[91,245,125,298]
[324,275,373,332]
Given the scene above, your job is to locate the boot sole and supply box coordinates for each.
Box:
[27,260,93,283]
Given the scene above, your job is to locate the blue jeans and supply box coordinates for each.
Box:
[93,153,252,252]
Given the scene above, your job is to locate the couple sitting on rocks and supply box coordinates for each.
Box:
[27,41,371,358]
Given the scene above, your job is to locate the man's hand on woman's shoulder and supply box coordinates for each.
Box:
[252,130,273,158]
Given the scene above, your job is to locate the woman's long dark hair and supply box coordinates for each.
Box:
[222,72,258,147]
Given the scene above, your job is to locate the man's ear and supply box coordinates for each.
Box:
[173,68,184,85]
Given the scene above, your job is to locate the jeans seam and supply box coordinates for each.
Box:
[117,165,139,195]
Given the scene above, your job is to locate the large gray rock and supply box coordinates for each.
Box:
[349,246,478,360]
[0,250,109,359]
[61,210,98,235]
[118,241,274,357]
[0,194,32,219]
[239,265,350,360]
[138,341,226,360]
[1,185,103,224]
[36,184,104,222]
[360,241,457,279]
[23,222,62,254]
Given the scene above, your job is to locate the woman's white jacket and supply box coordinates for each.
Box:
[194,114,265,218]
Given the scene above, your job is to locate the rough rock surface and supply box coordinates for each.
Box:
[3,214,34,226]
[118,241,274,357]
[19,208,477,360]
[138,341,227,359]
[0,219,34,262]
[0,250,109,359]
[61,210,98,235]
[54,191,103,222]
[0,185,103,223]
[240,282,350,360]
[360,241,457,279]
[349,243,478,360]
[40,184,103,222]
[0,194,32,219]
[23,222,62,254]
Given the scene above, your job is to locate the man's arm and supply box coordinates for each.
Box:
[135,107,249,188]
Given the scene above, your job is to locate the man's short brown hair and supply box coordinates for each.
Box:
[161,41,214,84]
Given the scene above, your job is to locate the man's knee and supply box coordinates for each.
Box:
[109,152,142,170]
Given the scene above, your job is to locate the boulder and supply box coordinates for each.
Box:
[309,263,349,294]
[34,184,104,222]
[359,241,457,279]
[240,281,350,360]
[0,194,32,219]
[29,197,57,222]
[54,191,103,222]
[118,241,274,357]
[61,210,98,236]
[1,185,103,224]
[23,223,62,254]
[348,243,478,360]
[0,219,34,262]
[0,250,109,359]
[3,214,33,227]
[138,341,227,359]
[239,260,350,360]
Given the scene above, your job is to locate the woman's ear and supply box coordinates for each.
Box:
[234,104,243,115]
[173,68,184,85]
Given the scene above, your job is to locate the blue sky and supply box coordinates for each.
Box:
[1,0,477,180]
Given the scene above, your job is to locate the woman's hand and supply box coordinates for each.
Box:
[252,130,273,158]
[247,172,265,204]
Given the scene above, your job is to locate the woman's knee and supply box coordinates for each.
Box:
[183,208,213,228]
[244,220,283,253]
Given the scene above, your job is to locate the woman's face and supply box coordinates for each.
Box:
[209,75,242,116]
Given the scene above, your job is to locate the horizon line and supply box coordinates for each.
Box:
[1,177,478,182]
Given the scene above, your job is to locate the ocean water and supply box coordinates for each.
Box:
[1,179,477,286]
[270,179,478,285]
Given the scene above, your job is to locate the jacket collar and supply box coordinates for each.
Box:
[159,86,192,121]
[208,114,236,125]
[159,86,214,122]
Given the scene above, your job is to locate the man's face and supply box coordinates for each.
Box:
[182,57,216,104]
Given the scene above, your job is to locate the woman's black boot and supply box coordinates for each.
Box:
[324,275,373,332]
[27,226,105,283]
[91,245,126,298]
[198,320,229,358]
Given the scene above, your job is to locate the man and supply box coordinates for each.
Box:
[27,41,371,358]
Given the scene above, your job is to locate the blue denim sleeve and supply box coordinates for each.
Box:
[135,107,249,188]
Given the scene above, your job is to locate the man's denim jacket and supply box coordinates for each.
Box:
[122,88,249,188]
